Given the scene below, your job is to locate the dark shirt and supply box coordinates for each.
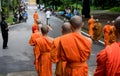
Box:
[0,20,8,32]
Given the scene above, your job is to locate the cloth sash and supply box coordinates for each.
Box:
[67,62,86,69]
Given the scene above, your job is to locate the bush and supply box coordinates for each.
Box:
[2,7,8,15]
[6,15,14,24]
[110,7,120,12]
[58,5,64,11]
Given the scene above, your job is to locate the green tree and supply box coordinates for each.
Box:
[1,0,9,16]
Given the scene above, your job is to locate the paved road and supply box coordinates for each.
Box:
[0,5,105,76]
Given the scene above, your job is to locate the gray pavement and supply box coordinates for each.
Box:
[0,5,105,76]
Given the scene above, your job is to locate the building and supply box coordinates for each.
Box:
[29,0,36,5]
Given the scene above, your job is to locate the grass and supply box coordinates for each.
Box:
[110,7,120,12]
[90,10,110,14]
[90,6,102,10]
[0,74,3,76]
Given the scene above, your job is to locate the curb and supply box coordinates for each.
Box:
[81,31,105,45]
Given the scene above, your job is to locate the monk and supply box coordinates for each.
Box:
[29,30,42,46]
[33,11,39,22]
[32,20,39,33]
[34,26,53,76]
[103,21,111,46]
[58,16,92,76]
[51,22,72,76]
[92,19,102,41]
[29,29,42,71]
[108,20,116,45]
[88,15,95,38]
[94,16,120,76]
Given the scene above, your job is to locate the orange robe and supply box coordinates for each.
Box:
[59,32,91,76]
[92,22,102,41]
[88,18,95,38]
[29,30,42,72]
[33,12,39,22]
[94,42,120,76]
[51,37,66,76]
[51,37,60,63]
[108,26,116,45]
[35,37,52,76]
[29,30,42,46]
[32,23,39,33]
[103,24,111,46]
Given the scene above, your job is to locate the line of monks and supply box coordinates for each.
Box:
[88,16,116,46]
[29,11,120,76]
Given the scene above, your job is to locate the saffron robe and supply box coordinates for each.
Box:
[59,32,91,76]
[29,30,42,72]
[92,22,102,41]
[33,12,39,22]
[35,37,53,76]
[51,37,66,76]
[103,24,111,46]
[29,30,42,46]
[88,18,95,38]
[32,23,39,33]
[94,42,120,76]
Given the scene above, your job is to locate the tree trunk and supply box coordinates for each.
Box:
[7,0,10,17]
[0,0,1,20]
[82,0,90,18]
[76,0,78,8]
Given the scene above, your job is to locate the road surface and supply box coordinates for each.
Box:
[0,5,105,76]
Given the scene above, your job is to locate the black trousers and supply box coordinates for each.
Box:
[2,32,8,48]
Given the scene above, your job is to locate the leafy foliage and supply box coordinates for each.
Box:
[1,0,19,16]
[94,0,120,9]
[110,7,120,12]
[1,0,9,15]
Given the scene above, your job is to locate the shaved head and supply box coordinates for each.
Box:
[112,20,115,24]
[91,15,94,18]
[62,22,72,35]
[114,16,120,29]
[107,21,110,24]
[114,16,120,39]
[41,25,49,35]
[35,11,37,13]
[116,16,120,20]
[69,16,83,30]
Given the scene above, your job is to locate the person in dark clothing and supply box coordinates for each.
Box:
[0,16,9,49]
[19,13,23,22]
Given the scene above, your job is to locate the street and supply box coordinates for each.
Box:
[0,5,105,76]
